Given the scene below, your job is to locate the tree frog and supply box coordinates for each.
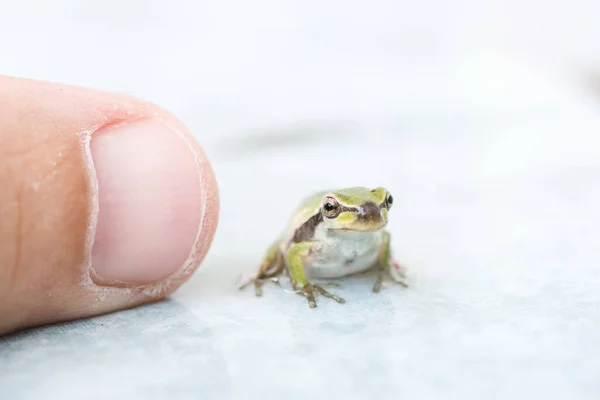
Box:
[240,187,408,308]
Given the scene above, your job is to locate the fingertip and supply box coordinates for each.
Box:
[0,76,220,334]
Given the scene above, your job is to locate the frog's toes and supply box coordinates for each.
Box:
[372,268,409,293]
[239,277,264,296]
[390,262,409,287]
[253,279,264,296]
[393,276,409,288]
[314,285,346,304]
[297,284,346,308]
[372,277,383,293]
[238,277,252,291]
[302,287,318,308]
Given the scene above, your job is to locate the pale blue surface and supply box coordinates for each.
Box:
[2,1,600,399]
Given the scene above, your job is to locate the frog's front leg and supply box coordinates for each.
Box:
[287,242,346,308]
[373,231,408,293]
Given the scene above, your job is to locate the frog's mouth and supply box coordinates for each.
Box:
[328,223,387,233]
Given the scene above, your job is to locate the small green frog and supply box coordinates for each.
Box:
[240,187,408,308]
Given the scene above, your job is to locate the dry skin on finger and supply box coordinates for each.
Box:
[0,76,219,334]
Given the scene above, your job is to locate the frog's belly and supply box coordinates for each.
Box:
[304,243,380,279]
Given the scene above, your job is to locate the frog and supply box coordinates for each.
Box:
[240,186,408,308]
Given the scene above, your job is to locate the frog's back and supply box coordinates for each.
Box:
[282,190,329,240]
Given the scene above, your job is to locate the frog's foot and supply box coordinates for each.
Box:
[239,276,281,297]
[297,284,346,308]
[372,273,385,293]
[390,260,409,287]
[372,260,409,293]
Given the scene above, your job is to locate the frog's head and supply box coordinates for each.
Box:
[320,187,393,233]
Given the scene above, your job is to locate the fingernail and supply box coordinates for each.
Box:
[90,118,203,285]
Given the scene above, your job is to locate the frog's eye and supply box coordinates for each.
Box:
[386,194,394,209]
[323,197,341,218]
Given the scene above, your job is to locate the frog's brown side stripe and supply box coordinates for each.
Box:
[291,201,388,243]
[291,212,323,243]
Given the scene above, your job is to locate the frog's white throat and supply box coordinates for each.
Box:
[305,223,386,279]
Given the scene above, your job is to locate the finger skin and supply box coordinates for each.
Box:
[0,75,219,335]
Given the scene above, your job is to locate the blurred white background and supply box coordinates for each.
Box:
[1,1,600,399]
[2,0,600,134]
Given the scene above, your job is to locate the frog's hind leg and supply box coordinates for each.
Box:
[389,259,409,286]
[239,241,285,296]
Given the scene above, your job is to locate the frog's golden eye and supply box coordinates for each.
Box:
[323,197,341,218]
[386,194,393,209]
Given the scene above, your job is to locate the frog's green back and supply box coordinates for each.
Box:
[285,190,329,234]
